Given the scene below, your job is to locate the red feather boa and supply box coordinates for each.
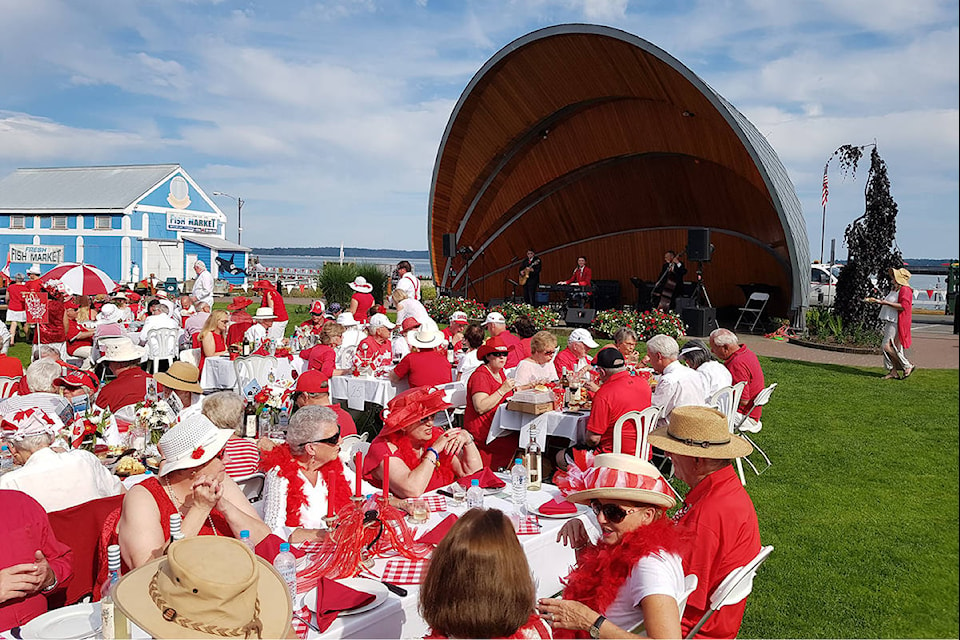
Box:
[385,427,457,489]
[554,518,684,639]
[260,444,353,527]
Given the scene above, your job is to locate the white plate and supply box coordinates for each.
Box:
[298,577,389,617]
[530,501,587,519]
[21,602,100,639]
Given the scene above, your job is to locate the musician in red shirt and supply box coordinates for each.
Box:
[559,256,592,286]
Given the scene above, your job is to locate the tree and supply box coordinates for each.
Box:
[833,145,903,332]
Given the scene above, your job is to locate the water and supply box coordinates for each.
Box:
[511,458,527,515]
[466,479,484,509]
[273,543,299,600]
[257,254,432,276]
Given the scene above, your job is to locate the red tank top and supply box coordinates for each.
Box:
[141,476,232,538]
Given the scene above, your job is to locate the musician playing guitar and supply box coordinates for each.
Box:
[519,249,542,305]
[558,256,593,308]
[651,250,687,311]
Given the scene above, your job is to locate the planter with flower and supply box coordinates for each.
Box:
[591,309,642,338]
[489,301,560,331]
[424,296,487,326]
[591,308,686,341]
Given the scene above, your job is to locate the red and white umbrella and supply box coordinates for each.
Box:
[39,262,117,296]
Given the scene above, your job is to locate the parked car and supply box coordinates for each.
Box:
[810,263,841,307]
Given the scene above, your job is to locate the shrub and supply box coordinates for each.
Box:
[489,301,560,331]
[805,307,882,347]
[593,308,685,341]
[424,296,487,325]
[316,263,388,307]
[421,280,437,301]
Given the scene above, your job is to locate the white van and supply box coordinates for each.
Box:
[810,263,841,306]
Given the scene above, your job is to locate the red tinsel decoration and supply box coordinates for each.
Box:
[261,443,353,527]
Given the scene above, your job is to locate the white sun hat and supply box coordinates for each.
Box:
[407,329,445,350]
[158,414,233,477]
[348,276,373,293]
[99,336,147,362]
[336,312,359,327]
[252,307,277,321]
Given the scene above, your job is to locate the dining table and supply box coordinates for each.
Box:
[199,354,308,391]
[328,372,408,410]
[487,404,591,445]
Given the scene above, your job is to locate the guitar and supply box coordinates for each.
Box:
[518,258,540,286]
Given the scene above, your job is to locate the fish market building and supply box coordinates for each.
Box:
[0,164,250,289]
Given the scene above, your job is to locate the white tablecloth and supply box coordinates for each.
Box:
[487,405,590,444]
[311,482,595,639]
[199,355,308,391]
[329,375,408,410]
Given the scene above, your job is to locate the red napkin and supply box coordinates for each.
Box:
[457,468,505,489]
[256,534,306,561]
[416,514,458,545]
[538,498,577,515]
[315,577,376,631]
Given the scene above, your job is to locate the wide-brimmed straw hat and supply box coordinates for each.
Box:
[227,296,254,311]
[155,361,203,394]
[99,336,146,362]
[158,414,233,477]
[566,453,676,510]
[380,387,451,436]
[476,336,510,361]
[348,276,373,293]
[647,406,753,459]
[890,267,911,287]
[408,328,444,350]
[252,307,277,321]
[113,536,291,640]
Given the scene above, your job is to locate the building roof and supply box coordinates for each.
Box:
[182,234,250,253]
[0,164,180,210]
[429,25,810,317]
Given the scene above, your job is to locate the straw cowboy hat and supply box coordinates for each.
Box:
[348,276,373,293]
[407,328,444,350]
[227,296,254,311]
[158,414,233,477]
[113,536,291,640]
[565,453,676,510]
[890,267,912,287]
[252,307,277,321]
[647,406,753,460]
[155,362,203,395]
[99,336,146,363]
[380,386,451,436]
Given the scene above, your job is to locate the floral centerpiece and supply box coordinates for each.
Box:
[592,308,686,341]
[133,398,175,450]
[489,301,560,330]
[65,407,114,453]
[252,379,295,420]
[424,296,487,325]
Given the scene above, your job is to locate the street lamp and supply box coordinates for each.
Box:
[212,191,244,245]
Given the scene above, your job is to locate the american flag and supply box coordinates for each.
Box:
[821,165,829,207]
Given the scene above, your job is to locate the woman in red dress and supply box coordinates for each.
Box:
[348,276,375,323]
[463,337,519,470]
[194,309,229,373]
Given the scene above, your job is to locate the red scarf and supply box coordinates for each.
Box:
[260,444,353,526]
[385,428,457,489]
[555,518,683,639]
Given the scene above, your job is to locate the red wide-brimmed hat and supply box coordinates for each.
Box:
[476,336,510,361]
[399,317,421,333]
[253,279,275,290]
[380,387,451,436]
[228,296,254,310]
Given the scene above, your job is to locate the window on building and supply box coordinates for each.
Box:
[94,216,112,230]
[10,215,25,229]
[52,215,68,230]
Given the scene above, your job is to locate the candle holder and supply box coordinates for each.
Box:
[322,514,339,529]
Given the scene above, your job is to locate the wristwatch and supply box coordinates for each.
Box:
[589,614,606,639]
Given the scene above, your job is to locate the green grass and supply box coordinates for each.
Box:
[11,311,958,637]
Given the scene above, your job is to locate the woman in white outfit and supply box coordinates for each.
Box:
[679,339,732,399]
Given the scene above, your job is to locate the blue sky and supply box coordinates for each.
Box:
[1,0,957,259]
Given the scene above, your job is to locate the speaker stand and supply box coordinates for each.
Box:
[690,262,720,331]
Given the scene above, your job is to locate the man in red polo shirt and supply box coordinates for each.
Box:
[94,337,153,412]
[390,329,452,389]
[584,348,652,456]
[482,312,523,368]
[442,311,469,352]
[553,328,599,379]
[299,300,327,335]
[353,314,394,374]
[648,406,761,640]
[291,370,357,437]
[710,328,765,420]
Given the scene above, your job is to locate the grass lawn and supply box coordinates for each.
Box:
[8,305,958,637]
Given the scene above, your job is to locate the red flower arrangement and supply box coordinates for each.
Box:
[191,446,205,459]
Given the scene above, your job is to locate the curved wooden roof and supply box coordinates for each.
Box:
[429,24,809,319]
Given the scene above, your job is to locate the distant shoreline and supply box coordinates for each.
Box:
[253,247,428,259]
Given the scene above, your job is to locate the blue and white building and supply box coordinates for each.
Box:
[0,164,250,288]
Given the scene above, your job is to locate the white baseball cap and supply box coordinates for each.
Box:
[568,328,599,349]
[482,312,506,326]
[368,313,396,330]
[449,311,469,324]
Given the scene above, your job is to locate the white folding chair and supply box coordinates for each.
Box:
[234,472,266,502]
[734,383,778,476]
[612,406,663,460]
[435,381,468,427]
[339,434,371,470]
[707,382,747,484]
[233,355,279,392]
[178,348,201,368]
[684,546,774,639]
[0,375,21,399]
[144,328,180,374]
[734,292,770,332]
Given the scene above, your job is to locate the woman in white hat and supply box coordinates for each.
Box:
[117,415,270,569]
[348,276,375,323]
[389,328,452,388]
[538,454,685,638]
[865,267,916,379]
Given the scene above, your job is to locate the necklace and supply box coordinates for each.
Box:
[161,476,219,536]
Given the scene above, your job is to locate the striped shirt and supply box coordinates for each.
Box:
[222,436,260,480]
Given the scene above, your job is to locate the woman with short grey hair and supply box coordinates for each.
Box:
[203,391,259,480]
[679,339,732,398]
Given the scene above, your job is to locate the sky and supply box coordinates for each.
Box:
[1,0,957,260]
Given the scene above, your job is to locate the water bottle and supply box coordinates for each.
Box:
[169,512,183,542]
[273,543,298,601]
[277,406,290,434]
[258,407,272,439]
[100,544,129,639]
[0,445,13,474]
[466,478,484,509]
[239,530,256,554]
[510,458,527,515]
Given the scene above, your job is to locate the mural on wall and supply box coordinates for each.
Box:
[166,175,191,209]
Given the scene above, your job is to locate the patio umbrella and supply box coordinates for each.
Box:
[39,262,118,296]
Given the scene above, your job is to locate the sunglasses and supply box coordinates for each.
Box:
[304,426,341,447]
[590,500,635,524]
[542,349,556,356]
[490,351,509,358]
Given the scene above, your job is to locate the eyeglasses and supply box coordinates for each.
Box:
[490,351,509,358]
[304,427,341,447]
[542,349,556,356]
[590,500,636,524]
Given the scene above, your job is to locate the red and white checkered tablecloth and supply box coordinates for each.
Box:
[297,539,326,554]
[515,515,541,535]
[292,604,313,639]
[411,494,447,512]
[296,555,329,594]
[381,557,430,585]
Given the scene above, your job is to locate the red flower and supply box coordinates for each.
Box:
[191,446,205,459]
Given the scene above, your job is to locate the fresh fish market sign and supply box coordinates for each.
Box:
[166,212,218,234]
[10,244,64,264]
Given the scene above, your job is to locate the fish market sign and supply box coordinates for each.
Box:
[166,212,218,234]
[10,244,64,264]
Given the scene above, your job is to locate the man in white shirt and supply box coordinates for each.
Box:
[140,299,181,345]
[191,260,215,308]
[395,260,421,301]
[335,312,364,370]
[244,307,277,348]
[646,333,707,427]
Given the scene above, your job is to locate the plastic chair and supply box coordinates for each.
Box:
[612,406,663,459]
[435,381,468,427]
[144,327,180,373]
[734,292,770,332]
[233,355,278,392]
[684,546,774,639]
[734,383,778,476]
[340,434,371,470]
[0,375,20,399]
[707,382,747,484]
[178,347,201,368]
[234,472,266,502]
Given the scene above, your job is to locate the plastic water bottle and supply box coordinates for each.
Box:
[466,478,484,509]
[273,542,298,601]
[0,445,13,474]
[258,408,272,439]
[169,513,183,543]
[277,407,290,433]
[239,530,256,554]
[511,458,527,515]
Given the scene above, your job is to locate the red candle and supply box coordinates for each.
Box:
[354,451,363,497]
[382,454,390,499]
[326,470,336,517]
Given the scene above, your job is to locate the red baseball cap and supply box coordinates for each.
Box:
[295,370,330,393]
[54,369,100,391]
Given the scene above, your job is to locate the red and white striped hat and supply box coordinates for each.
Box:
[565,453,676,509]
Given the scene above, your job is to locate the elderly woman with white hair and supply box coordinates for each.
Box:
[678,339,732,399]
[202,391,261,480]
[645,334,706,427]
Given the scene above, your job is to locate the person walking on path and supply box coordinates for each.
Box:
[865,267,915,380]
